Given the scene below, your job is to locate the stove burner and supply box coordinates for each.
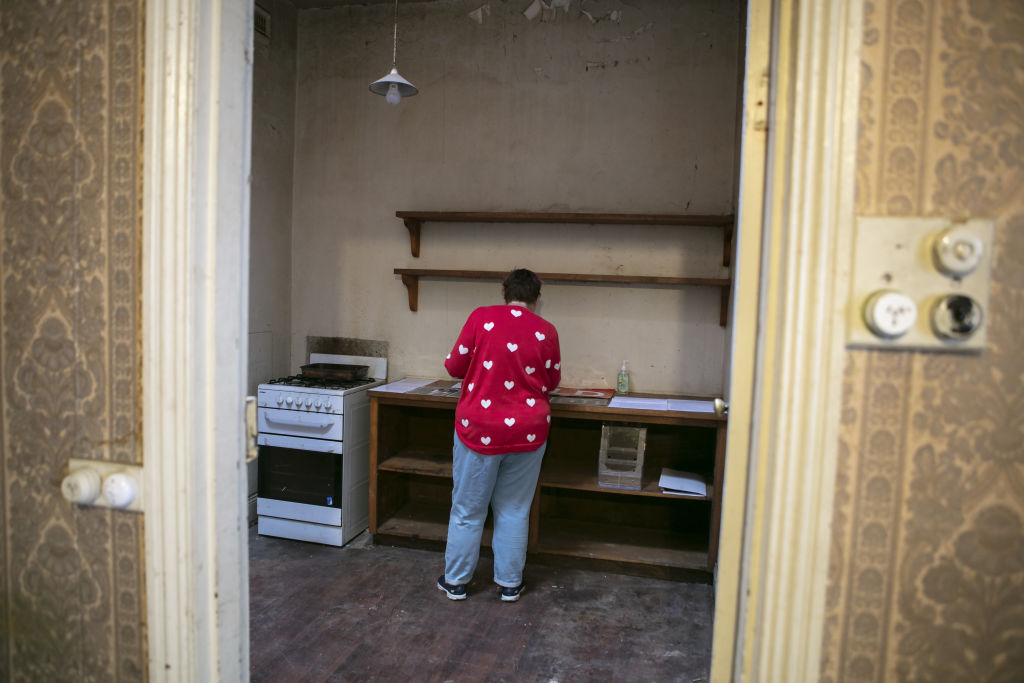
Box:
[267,375,375,391]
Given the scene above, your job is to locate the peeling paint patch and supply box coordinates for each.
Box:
[468,4,490,25]
[523,0,571,22]
[610,22,653,42]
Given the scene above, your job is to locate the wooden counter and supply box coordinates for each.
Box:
[368,381,726,578]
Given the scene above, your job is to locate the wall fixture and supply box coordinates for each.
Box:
[369,0,418,105]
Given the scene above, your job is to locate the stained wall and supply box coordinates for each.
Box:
[0,0,146,680]
[821,1,1024,680]
[250,0,299,394]
[287,0,743,395]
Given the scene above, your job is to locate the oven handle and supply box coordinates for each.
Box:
[264,414,333,431]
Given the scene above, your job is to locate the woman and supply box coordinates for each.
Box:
[438,268,561,601]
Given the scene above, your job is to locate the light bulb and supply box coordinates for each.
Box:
[386,83,401,105]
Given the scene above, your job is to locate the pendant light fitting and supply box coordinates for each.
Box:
[369,0,418,105]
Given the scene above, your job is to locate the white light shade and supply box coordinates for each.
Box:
[369,67,418,99]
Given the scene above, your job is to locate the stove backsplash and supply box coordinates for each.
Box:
[306,336,388,363]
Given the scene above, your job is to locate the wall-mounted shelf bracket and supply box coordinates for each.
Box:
[402,217,422,258]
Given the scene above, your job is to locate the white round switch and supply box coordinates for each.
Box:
[61,468,102,504]
[864,290,917,338]
[933,226,984,277]
[102,472,139,508]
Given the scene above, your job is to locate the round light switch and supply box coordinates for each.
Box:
[933,226,984,277]
[864,290,917,338]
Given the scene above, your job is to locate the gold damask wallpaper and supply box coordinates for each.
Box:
[822,1,1024,681]
[0,1,145,680]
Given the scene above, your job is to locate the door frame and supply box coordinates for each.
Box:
[141,0,253,679]
[140,0,861,679]
[711,0,861,679]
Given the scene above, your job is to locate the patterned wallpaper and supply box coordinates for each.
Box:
[821,1,1024,681]
[0,1,145,680]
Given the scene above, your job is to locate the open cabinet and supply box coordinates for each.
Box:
[369,388,725,578]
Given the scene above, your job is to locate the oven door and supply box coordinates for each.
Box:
[257,435,343,508]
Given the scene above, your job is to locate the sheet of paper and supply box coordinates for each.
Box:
[666,399,715,413]
[607,396,715,413]
[372,378,437,393]
[608,397,669,411]
[658,468,707,497]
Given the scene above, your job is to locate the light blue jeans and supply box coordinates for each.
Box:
[444,433,546,588]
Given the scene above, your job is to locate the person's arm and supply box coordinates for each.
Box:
[444,312,476,379]
[546,326,561,391]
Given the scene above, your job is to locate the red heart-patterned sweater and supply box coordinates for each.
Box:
[444,304,561,455]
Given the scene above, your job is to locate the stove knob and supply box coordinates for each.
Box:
[324,400,333,411]
[285,396,293,405]
[275,393,284,405]
[315,400,323,409]
[304,398,313,407]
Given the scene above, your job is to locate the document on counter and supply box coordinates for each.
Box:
[658,468,708,497]
[372,377,438,393]
[607,397,715,413]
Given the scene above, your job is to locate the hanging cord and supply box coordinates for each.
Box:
[391,0,399,67]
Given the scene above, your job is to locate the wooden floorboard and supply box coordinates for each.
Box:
[249,526,713,681]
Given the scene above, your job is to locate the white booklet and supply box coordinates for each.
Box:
[658,468,707,497]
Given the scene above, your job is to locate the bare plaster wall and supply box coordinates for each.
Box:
[249,0,298,393]
[289,0,742,394]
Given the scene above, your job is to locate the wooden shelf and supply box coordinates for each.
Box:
[394,268,731,325]
[378,450,452,478]
[541,460,711,500]
[396,211,735,264]
[535,518,709,570]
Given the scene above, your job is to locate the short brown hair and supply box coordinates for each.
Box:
[502,268,542,304]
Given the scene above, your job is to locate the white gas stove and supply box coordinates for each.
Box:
[256,353,386,546]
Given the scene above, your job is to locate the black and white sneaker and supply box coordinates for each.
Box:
[499,582,525,602]
[437,576,467,600]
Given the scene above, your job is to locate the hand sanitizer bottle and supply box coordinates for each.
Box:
[616,360,630,394]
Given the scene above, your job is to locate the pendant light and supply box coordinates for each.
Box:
[369,0,418,105]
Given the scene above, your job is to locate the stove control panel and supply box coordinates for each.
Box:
[257,388,342,415]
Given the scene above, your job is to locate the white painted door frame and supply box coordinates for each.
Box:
[142,0,253,680]
[140,0,860,680]
[710,0,861,680]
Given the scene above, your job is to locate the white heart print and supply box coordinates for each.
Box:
[525,366,535,375]
[546,415,551,423]
[467,383,474,391]
[504,381,514,390]
[526,398,536,407]
[446,353,451,360]
[507,342,518,352]
[535,331,545,341]
[483,322,494,331]
[510,309,522,317]
[554,362,560,370]
[545,360,551,368]
[481,436,491,445]
[480,399,491,408]
[504,417,516,426]
[461,419,469,427]
[542,386,547,392]
[526,434,536,443]
[459,345,469,355]
[483,361,493,370]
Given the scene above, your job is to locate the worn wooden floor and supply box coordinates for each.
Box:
[249,527,713,682]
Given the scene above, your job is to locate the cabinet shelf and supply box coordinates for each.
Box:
[370,391,726,576]
[541,461,711,500]
[535,518,709,570]
[378,450,452,478]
